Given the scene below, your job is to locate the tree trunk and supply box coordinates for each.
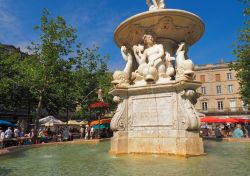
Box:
[34,95,43,142]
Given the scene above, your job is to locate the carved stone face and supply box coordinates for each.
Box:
[143,35,154,46]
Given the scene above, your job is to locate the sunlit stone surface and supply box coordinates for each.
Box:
[110,0,205,156]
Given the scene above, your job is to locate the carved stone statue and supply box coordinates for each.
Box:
[112,46,133,88]
[146,0,165,11]
[110,0,205,156]
[179,89,201,130]
[133,34,166,82]
[121,46,133,78]
[110,96,127,131]
[133,44,148,81]
[165,48,175,78]
[175,42,195,80]
[112,71,130,88]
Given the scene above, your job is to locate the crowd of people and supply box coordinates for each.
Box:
[200,122,250,139]
[0,127,33,147]
[2,121,249,149]
[0,124,113,149]
[80,125,113,140]
[0,127,32,140]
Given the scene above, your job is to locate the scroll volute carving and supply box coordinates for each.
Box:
[110,96,128,132]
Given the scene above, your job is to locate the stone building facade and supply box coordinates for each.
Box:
[194,62,249,116]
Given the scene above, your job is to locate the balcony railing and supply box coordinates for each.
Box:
[197,107,250,115]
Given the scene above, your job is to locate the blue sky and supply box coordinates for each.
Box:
[0,0,246,70]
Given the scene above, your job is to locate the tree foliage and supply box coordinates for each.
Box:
[230,0,250,105]
[18,9,79,121]
[0,9,113,123]
[0,45,34,111]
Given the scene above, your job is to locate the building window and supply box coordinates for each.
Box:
[202,102,208,111]
[200,75,205,83]
[216,85,222,94]
[229,100,236,112]
[215,74,221,81]
[228,84,234,93]
[217,101,224,110]
[201,87,206,95]
[227,73,232,80]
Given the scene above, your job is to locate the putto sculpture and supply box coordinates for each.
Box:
[112,33,196,87]
[133,34,166,83]
[146,0,165,11]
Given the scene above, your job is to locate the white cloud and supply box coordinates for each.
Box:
[14,41,33,54]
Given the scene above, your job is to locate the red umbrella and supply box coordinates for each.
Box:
[200,117,225,123]
[230,117,250,123]
[222,118,239,123]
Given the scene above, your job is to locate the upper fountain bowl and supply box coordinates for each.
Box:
[114,9,205,47]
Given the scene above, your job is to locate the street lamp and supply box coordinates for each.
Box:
[82,87,107,139]
[97,88,103,139]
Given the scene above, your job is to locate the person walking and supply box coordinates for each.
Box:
[90,126,94,139]
[80,125,84,139]
[84,125,89,140]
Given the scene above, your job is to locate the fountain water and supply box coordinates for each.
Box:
[110,0,204,156]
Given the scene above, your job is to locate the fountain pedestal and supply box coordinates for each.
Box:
[110,81,204,156]
[110,2,205,156]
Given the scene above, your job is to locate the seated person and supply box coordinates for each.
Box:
[62,128,70,141]
[214,126,222,138]
[19,129,25,138]
[4,127,13,139]
[14,128,20,138]
[232,124,244,138]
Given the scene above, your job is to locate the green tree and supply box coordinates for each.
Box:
[19,9,79,134]
[73,46,114,119]
[18,9,113,129]
[1,9,113,132]
[230,0,250,105]
[0,45,33,111]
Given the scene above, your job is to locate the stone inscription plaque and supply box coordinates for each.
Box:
[132,94,174,127]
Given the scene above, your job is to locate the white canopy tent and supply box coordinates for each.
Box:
[39,116,65,126]
[67,120,87,126]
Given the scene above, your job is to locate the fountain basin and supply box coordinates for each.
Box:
[0,141,249,176]
[114,9,205,48]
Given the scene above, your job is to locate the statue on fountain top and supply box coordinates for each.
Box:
[146,0,165,11]
[133,34,166,83]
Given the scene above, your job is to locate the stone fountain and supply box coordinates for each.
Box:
[110,0,204,156]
